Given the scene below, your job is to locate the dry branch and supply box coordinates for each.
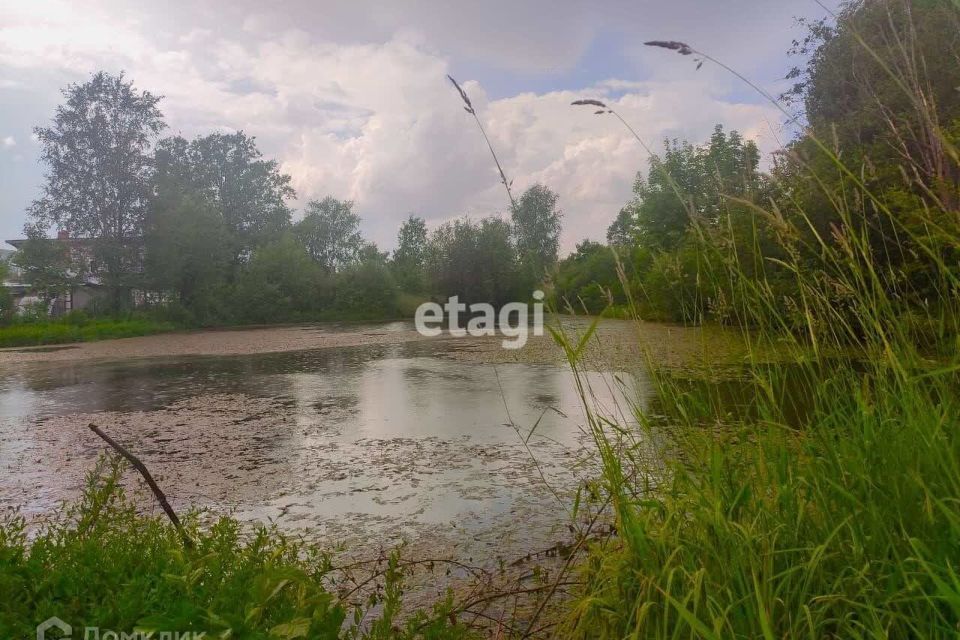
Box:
[87,423,193,548]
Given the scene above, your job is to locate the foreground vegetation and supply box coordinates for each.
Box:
[558,319,960,636]
[0,459,473,639]
[554,0,960,637]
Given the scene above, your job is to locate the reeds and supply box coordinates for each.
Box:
[553,5,960,638]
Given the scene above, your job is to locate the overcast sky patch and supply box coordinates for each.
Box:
[0,0,837,250]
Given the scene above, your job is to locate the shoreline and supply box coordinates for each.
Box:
[0,317,747,372]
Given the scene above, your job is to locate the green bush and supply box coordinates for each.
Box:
[0,459,474,639]
[0,317,175,348]
[331,260,399,319]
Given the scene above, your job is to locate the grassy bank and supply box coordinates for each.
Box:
[0,317,176,348]
[555,324,960,637]
[551,7,960,636]
[0,300,426,349]
[0,459,473,639]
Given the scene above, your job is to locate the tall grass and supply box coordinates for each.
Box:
[554,9,960,638]
[0,458,475,639]
[0,314,176,348]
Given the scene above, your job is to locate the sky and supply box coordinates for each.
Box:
[0,0,839,253]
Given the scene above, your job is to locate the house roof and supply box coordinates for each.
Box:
[5,236,144,250]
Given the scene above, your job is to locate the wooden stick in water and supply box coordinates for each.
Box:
[88,423,193,548]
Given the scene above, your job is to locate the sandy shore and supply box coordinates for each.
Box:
[0,322,433,364]
[0,317,747,372]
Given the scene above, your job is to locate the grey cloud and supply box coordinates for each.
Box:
[0,1,829,250]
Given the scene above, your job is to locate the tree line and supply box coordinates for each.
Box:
[9,0,958,338]
[7,72,562,324]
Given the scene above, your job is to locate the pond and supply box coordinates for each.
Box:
[0,323,650,565]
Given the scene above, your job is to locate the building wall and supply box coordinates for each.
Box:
[70,286,102,312]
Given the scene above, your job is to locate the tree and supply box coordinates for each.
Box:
[392,215,428,292]
[294,197,364,273]
[334,247,399,318]
[478,216,524,306]
[235,234,327,323]
[631,127,761,251]
[425,216,522,307]
[0,258,12,319]
[631,139,700,251]
[606,205,641,246]
[785,0,960,189]
[29,71,165,309]
[785,0,960,300]
[552,241,624,314]
[511,184,562,283]
[154,132,294,259]
[358,241,389,265]
[144,181,232,321]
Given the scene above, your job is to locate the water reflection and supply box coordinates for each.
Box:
[0,340,648,434]
[0,336,649,558]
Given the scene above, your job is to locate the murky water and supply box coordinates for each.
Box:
[0,327,648,564]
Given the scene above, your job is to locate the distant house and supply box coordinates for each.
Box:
[0,248,21,281]
[0,247,32,313]
[4,230,143,316]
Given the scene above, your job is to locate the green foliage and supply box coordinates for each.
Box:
[332,255,400,319]
[425,216,524,307]
[552,241,625,314]
[553,125,765,323]
[558,1,960,636]
[18,72,563,329]
[11,224,78,298]
[637,240,705,323]
[295,197,364,274]
[0,260,11,319]
[0,315,174,347]
[28,71,164,312]
[512,183,563,284]
[561,362,960,638]
[605,206,641,247]
[770,0,960,311]
[154,131,295,257]
[613,126,760,252]
[234,234,329,324]
[787,0,960,159]
[145,183,234,324]
[29,71,164,240]
[392,215,429,292]
[0,459,473,639]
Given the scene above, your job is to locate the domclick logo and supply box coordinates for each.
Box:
[415,291,545,349]
[37,617,71,640]
[35,618,205,640]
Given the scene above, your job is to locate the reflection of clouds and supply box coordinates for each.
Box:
[1,340,650,442]
[353,357,646,445]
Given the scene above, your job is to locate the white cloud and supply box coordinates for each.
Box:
[0,0,791,252]
[1,136,15,148]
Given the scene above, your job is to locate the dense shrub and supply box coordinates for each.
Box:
[0,459,474,639]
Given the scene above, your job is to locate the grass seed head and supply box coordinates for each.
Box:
[644,40,693,55]
[446,74,475,114]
